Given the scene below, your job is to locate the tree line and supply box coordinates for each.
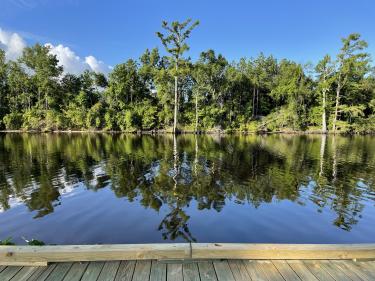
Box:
[0,19,374,133]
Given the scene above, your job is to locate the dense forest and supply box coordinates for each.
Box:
[0,19,374,133]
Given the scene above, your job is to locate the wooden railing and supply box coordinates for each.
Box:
[1,243,375,266]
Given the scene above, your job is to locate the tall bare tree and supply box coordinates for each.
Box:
[157,19,199,133]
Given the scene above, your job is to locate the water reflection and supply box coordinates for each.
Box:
[0,133,374,243]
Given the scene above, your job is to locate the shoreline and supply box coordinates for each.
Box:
[0,129,374,135]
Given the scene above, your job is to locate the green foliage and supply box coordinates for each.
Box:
[22,108,44,130]
[3,113,23,130]
[86,103,103,129]
[0,237,15,245]
[27,239,45,246]
[0,28,374,133]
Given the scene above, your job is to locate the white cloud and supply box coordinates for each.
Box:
[85,55,111,74]
[0,28,27,60]
[45,43,85,74]
[0,27,110,74]
[46,43,111,75]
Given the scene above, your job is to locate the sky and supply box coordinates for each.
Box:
[1,0,374,74]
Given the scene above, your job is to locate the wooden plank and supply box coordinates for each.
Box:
[213,260,235,281]
[0,244,190,263]
[272,260,301,281]
[358,261,375,275]
[303,260,335,281]
[0,261,48,266]
[198,262,217,281]
[150,260,166,281]
[132,260,151,281]
[115,261,136,281]
[62,262,88,281]
[351,261,375,280]
[227,260,251,281]
[256,261,284,281]
[242,260,269,281]
[329,260,366,281]
[287,260,319,281]
[183,262,200,281]
[339,261,374,281]
[192,243,375,260]
[167,263,182,281]
[45,262,72,281]
[318,260,354,281]
[9,266,37,281]
[97,261,120,281]
[80,262,105,281]
[1,243,375,264]
[27,264,57,281]
[0,266,22,281]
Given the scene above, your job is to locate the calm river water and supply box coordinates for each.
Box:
[0,133,374,244]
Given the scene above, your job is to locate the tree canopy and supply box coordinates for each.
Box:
[0,22,374,134]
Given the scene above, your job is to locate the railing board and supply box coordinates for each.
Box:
[1,243,375,265]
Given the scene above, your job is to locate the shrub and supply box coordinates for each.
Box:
[22,108,44,130]
[3,113,23,130]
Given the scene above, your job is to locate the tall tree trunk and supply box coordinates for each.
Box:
[322,89,327,133]
[332,82,341,133]
[45,93,48,110]
[252,87,256,118]
[173,75,178,134]
[256,87,259,116]
[195,93,198,133]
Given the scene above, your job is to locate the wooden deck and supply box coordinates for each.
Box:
[1,259,375,281]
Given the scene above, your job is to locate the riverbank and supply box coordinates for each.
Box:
[1,129,375,135]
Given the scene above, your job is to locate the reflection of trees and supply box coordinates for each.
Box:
[0,133,374,239]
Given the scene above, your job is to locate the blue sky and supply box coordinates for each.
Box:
[1,0,374,72]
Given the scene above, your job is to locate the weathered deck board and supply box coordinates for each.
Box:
[28,264,57,281]
[318,260,352,281]
[132,260,151,281]
[183,262,200,281]
[115,261,136,281]
[287,260,319,281]
[242,260,269,280]
[303,260,336,281]
[213,260,235,281]
[2,259,375,281]
[338,260,375,281]
[273,260,301,281]
[197,261,217,281]
[166,263,183,281]
[0,266,22,281]
[97,261,121,281]
[44,262,72,281]
[80,262,105,281]
[329,260,364,281]
[257,261,285,281]
[227,260,251,281]
[9,266,38,281]
[149,261,166,281]
[62,262,88,281]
